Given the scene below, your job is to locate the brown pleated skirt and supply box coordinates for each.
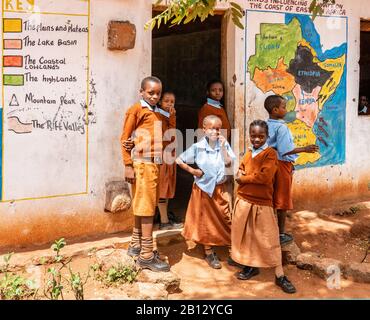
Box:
[182,183,231,246]
[231,197,282,268]
[273,160,294,210]
[158,162,177,199]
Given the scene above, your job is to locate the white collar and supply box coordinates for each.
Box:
[207,98,222,109]
[251,143,268,158]
[198,137,221,152]
[140,99,158,112]
[157,108,170,118]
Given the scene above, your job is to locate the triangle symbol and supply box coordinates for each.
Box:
[9,94,20,107]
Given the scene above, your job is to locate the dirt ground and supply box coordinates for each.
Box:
[1,201,370,300]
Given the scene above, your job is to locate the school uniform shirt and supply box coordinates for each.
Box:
[267,119,298,163]
[251,142,268,158]
[237,147,278,207]
[179,137,236,197]
[198,99,231,140]
[120,100,162,166]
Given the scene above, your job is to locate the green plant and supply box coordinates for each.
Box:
[44,267,64,300]
[51,238,66,263]
[97,264,138,286]
[0,253,37,300]
[67,266,90,300]
[43,238,70,300]
[147,0,336,30]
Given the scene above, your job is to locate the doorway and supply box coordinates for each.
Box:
[359,19,370,116]
[152,13,223,219]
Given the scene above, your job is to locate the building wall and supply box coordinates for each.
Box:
[231,0,370,210]
[0,0,152,249]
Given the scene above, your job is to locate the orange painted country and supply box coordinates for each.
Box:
[253,58,296,95]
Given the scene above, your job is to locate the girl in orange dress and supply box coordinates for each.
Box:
[232,120,296,294]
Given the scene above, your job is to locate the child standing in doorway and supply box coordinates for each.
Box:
[232,120,296,294]
[176,115,236,269]
[156,91,183,230]
[198,80,231,140]
[265,95,319,245]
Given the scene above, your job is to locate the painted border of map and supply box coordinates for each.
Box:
[245,9,348,169]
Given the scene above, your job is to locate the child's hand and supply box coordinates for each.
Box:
[169,106,176,116]
[125,165,135,184]
[122,138,135,152]
[235,169,246,184]
[192,168,204,178]
[304,145,319,153]
[218,134,227,147]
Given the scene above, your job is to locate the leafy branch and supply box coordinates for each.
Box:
[146,0,337,30]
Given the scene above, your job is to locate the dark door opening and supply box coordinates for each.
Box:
[359,19,370,116]
[152,13,222,219]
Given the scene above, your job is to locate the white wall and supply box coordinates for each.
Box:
[0,0,152,249]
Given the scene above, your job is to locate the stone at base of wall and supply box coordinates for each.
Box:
[105,181,132,213]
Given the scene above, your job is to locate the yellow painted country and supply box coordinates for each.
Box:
[287,119,321,166]
[317,55,346,109]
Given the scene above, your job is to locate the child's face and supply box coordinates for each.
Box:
[360,96,368,107]
[273,99,287,118]
[250,125,267,149]
[140,81,162,106]
[161,93,175,112]
[207,83,224,101]
[203,119,222,142]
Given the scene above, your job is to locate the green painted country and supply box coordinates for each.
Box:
[248,18,303,78]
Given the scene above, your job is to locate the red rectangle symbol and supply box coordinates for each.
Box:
[4,39,22,49]
[3,55,23,67]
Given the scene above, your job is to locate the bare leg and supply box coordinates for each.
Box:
[158,199,169,224]
[275,265,284,278]
[277,209,287,234]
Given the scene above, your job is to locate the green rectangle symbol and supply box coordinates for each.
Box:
[3,74,24,86]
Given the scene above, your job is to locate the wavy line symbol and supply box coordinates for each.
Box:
[8,116,33,134]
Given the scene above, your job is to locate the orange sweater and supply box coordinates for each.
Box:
[237,147,278,207]
[198,103,231,140]
[160,111,176,149]
[120,102,162,166]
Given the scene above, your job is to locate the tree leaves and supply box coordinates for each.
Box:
[146,0,335,30]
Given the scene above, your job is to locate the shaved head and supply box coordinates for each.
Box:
[203,115,222,127]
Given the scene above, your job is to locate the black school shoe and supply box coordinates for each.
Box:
[275,276,297,294]
[279,233,294,245]
[205,252,222,269]
[227,257,245,268]
[137,254,170,272]
[237,266,260,280]
[127,245,140,258]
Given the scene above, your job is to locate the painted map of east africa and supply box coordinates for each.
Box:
[247,13,347,168]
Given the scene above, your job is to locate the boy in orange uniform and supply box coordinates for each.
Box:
[120,76,170,272]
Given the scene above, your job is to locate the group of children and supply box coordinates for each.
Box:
[120,76,319,294]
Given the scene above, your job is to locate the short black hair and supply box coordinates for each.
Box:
[141,76,162,90]
[161,90,176,98]
[206,79,224,92]
[264,95,285,114]
[249,120,269,136]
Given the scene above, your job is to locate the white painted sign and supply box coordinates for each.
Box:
[1,0,90,200]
